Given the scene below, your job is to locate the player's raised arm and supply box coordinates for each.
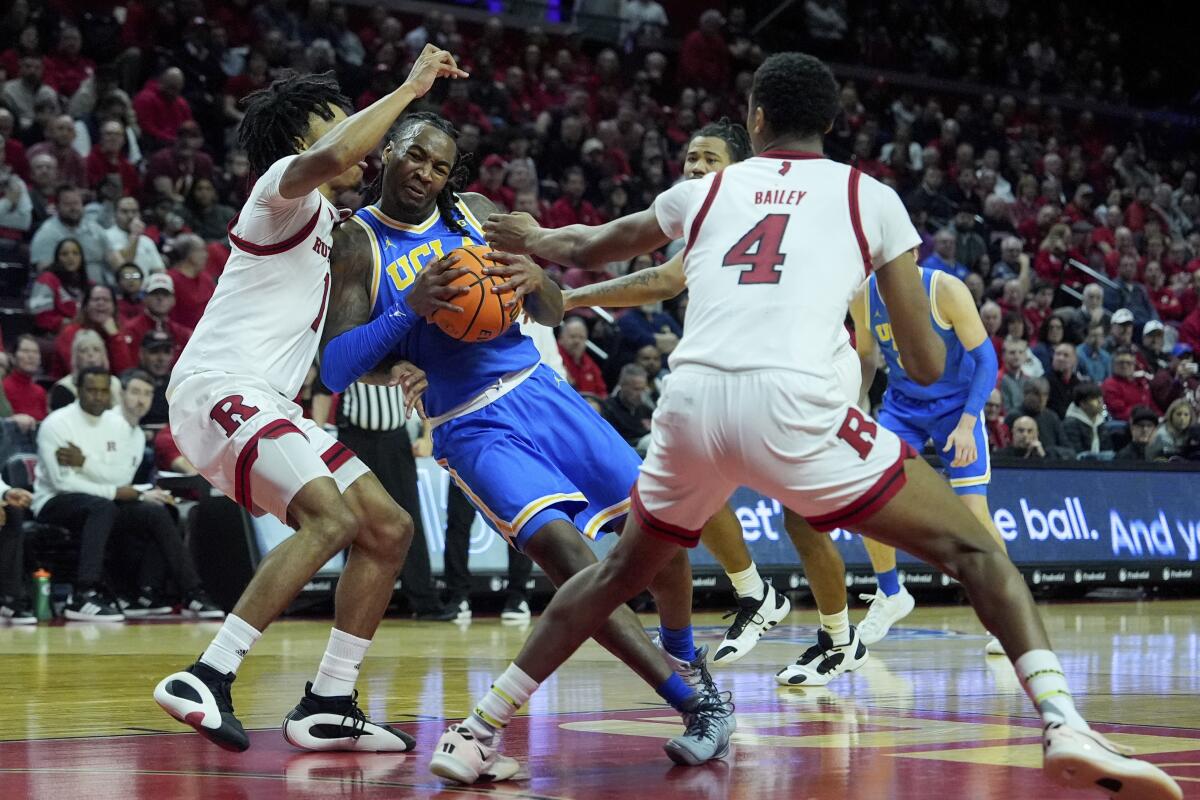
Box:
[934,272,999,467]
[848,284,877,410]
[562,253,687,319]
[874,252,944,386]
[483,206,672,270]
[278,45,468,200]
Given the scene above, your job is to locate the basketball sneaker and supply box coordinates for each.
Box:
[119,589,173,618]
[775,627,868,687]
[658,642,721,701]
[181,591,226,619]
[713,581,791,663]
[282,682,415,752]
[0,595,36,625]
[500,598,531,623]
[153,660,249,752]
[64,587,125,622]
[1043,722,1182,800]
[985,636,1005,656]
[448,598,471,622]
[663,692,737,766]
[856,586,915,645]
[429,724,520,784]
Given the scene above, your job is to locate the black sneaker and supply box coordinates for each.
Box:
[713,581,791,664]
[413,605,459,621]
[0,595,37,625]
[119,588,174,618]
[500,597,531,623]
[64,587,125,622]
[282,681,415,752]
[154,660,249,752]
[181,590,226,619]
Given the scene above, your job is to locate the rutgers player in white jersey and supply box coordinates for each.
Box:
[436,53,1181,800]
[154,48,469,755]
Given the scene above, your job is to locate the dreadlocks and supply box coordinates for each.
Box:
[691,117,753,163]
[383,112,472,231]
[237,71,350,175]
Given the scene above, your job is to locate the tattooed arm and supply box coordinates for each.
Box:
[562,252,687,319]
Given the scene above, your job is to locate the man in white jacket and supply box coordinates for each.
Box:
[33,366,219,620]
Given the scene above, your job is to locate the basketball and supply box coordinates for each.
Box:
[431,244,522,343]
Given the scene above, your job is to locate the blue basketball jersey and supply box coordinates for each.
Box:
[351,199,540,417]
[866,267,973,404]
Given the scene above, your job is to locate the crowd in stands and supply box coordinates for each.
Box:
[1,1,1198,519]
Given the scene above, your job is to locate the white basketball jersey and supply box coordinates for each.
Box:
[653,150,920,377]
[170,155,337,402]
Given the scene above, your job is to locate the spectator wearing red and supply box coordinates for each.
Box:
[154,423,197,474]
[132,67,193,148]
[466,154,515,210]
[679,10,730,91]
[42,25,95,98]
[1142,261,1182,322]
[1124,184,1153,232]
[1150,345,1199,412]
[1024,282,1055,343]
[54,285,137,381]
[144,120,214,204]
[1,119,30,182]
[984,389,1011,450]
[116,272,191,367]
[166,234,216,331]
[27,237,86,334]
[27,114,86,189]
[1063,183,1095,223]
[85,119,140,196]
[3,335,48,420]
[1102,346,1155,421]
[545,166,603,229]
[115,263,144,323]
[557,317,606,397]
[1033,221,1071,284]
[441,81,493,135]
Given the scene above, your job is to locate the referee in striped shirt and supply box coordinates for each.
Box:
[319,379,454,620]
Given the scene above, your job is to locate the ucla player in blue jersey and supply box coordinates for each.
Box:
[318,112,733,780]
[850,261,1007,653]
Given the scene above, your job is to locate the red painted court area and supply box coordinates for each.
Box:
[4,707,1198,800]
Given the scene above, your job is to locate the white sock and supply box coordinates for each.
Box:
[465,663,540,744]
[311,628,372,697]
[199,614,262,676]
[819,607,851,647]
[1014,649,1089,731]
[728,564,765,600]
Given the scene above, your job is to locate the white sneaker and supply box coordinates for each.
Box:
[713,582,791,663]
[451,599,471,622]
[856,586,915,645]
[985,636,1005,656]
[776,627,869,687]
[500,599,531,622]
[1043,722,1182,800]
[430,724,520,785]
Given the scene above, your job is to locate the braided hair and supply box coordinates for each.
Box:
[690,117,753,163]
[237,71,350,175]
[383,112,472,231]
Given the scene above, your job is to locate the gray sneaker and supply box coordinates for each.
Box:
[664,692,736,766]
[658,643,721,699]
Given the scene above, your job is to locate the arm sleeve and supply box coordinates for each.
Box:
[964,340,999,416]
[861,175,922,269]
[652,178,704,240]
[36,416,119,500]
[320,299,419,393]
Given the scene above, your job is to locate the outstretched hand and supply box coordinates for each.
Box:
[403,44,469,99]
[483,212,540,255]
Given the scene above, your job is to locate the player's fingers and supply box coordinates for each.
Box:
[481,264,517,277]
[415,397,427,420]
[431,299,464,313]
[942,439,953,452]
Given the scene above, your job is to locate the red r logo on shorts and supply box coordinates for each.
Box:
[837,407,877,460]
[210,395,261,438]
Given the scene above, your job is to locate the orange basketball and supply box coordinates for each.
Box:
[431,244,523,343]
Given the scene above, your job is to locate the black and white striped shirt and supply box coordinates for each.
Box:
[338,382,408,432]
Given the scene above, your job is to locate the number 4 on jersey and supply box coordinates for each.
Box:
[723,214,789,285]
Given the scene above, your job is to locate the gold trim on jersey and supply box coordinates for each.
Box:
[929,270,953,330]
[455,198,487,240]
[583,497,632,540]
[363,204,439,233]
[349,216,383,312]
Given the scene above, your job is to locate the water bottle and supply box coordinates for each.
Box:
[33,568,51,621]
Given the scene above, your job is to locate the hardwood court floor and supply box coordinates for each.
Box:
[2,600,1199,799]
